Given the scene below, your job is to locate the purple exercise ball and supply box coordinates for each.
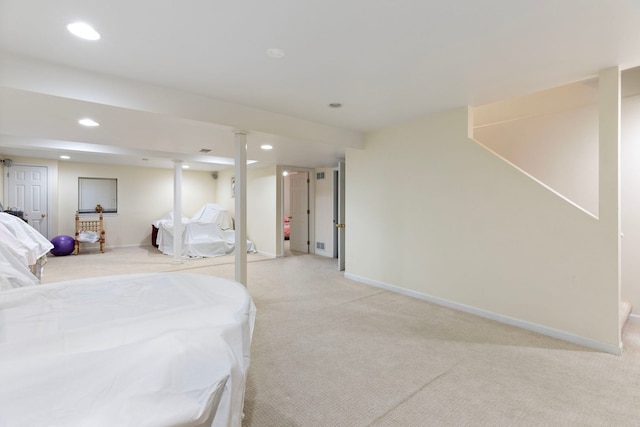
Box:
[50,235,75,256]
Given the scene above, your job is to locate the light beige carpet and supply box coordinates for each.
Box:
[42,247,640,426]
[41,245,270,283]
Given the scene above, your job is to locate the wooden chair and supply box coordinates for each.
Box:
[74,212,105,254]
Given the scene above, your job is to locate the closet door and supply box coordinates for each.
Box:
[6,164,49,238]
[289,172,309,253]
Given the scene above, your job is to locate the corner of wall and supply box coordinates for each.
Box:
[347,100,620,349]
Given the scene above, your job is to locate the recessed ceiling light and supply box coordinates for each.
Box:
[266,48,285,59]
[182,164,190,169]
[282,171,288,176]
[60,155,70,160]
[67,22,101,41]
[261,144,273,150]
[329,103,343,108]
[79,118,100,127]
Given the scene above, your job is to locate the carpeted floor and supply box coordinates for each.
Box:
[42,246,640,426]
[40,245,271,283]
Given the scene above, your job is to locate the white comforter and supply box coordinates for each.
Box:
[154,204,256,258]
[0,212,53,289]
[0,272,256,427]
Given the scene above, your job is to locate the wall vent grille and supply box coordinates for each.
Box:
[316,172,325,180]
[316,242,325,250]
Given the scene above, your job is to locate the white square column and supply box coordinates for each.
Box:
[234,130,248,286]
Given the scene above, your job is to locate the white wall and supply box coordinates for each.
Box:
[56,161,216,247]
[215,169,235,213]
[283,174,291,219]
[0,160,4,206]
[474,90,640,317]
[621,95,640,315]
[247,166,277,257]
[314,167,335,257]
[216,166,278,257]
[346,106,620,350]
[474,103,599,215]
[216,165,334,258]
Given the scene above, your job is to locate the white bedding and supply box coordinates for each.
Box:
[0,212,53,288]
[0,272,256,427]
[0,213,53,267]
[154,204,256,258]
[0,243,39,290]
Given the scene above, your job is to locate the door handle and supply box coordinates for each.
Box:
[41,213,47,218]
[335,223,345,228]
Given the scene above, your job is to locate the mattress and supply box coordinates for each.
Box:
[0,272,255,427]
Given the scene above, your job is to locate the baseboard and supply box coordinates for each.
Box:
[102,243,274,258]
[629,313,640,324]
[314,250,333,258]
[257,251,276,258]
[344,273,621,355]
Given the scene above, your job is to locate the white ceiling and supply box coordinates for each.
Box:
[1,0,640,171]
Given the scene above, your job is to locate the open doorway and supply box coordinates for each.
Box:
[282,167,314,256]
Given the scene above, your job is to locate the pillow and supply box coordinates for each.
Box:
[78,230,100,243]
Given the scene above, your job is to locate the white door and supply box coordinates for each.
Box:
[6,164,49,238]
[337,161,345,271]
[289,171,309,253]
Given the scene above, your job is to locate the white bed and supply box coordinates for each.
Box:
[0,212,53,289]
[0,272,256,427]
[154,204,256,258]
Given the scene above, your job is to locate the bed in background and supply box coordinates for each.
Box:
[153,203,257,258]
[0,272,256,427]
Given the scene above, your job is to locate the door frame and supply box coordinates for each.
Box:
[336,161,345,271]
[3,160,58,239]
[279,165,315,256]
[333,168,339,259]
[288,170,310,253]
